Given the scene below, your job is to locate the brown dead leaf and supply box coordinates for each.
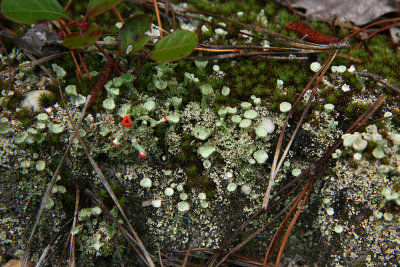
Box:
[277,0,398,25]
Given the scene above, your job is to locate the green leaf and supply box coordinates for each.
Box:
[87,0,123,17]
[1,0,69,24]
[150,30,198,62]
[63,23,101,49]
[119,14,151,55]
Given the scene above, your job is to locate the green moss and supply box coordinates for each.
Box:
[327,94,337,103]
[286,86,296,100]
[187,164,198,177]
[50,133,61,145]
[264,1,277,16]
[244,79,252,89]
[200,175,216,199]
[334,90,341,97]
[258,75,267,83]
[235,75,243,83]
[277,9,296,26]
[177,152,189,164]
[6,90,23,108]
[269,102,279,111]
[118,196,126,207]
[252,84,264,96]
[392,116,400,128]
[214,94,232,106]
[310,21,334,36]
[294,70,307,85]
[14,107,34,128]
[258,61,266,70]
[39,92,57,108]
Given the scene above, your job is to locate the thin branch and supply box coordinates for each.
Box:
[85,189,149,264]
[158,246,164,267]
[153,0,163,39]
[262,51,337,210]
[0,52,69,76]
[70,50,83,78]
[182,244,192,267]
[94,42,122,76]
[351,21,400,52]
[216,188,301,267]
[113,238,126,267]
[35,218,73,267]
[56,83,155,266]
[68,187,80,267]
[22,95,92,267]
[274,180,313,266]
[358,70,400,94]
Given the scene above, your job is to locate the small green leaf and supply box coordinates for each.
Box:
[119,14,151,55]
[63,23,101,49]
[87,0,123,17]
[1,0,69,24]
[150,30,198,62]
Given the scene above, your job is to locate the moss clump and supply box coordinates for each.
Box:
[98,183,125,207]
[39,91,57,108]
[5,89,24,108]
[13,107,34,128]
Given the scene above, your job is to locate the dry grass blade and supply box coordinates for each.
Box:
[344,17,400,40]
[158,246,164,267]
[215,188,301,267]
[351,21,400,51]
[153,0,163,39]
[273,180,313,266]
[212,52,390,267]
[25,53,58,83]
[208,183,301,266]
[112,6,125,24]
[129,0,349,54]
[207,209,264,266]
[164,0,177,29]
[113,238,126,267]
[182,244,192,267]
[358,70,400,93]
[94,43,122,76]
[35,245,51,267]
[263,180,313,266]
[85,189,149,265]
[0,52,69,76]
[34,217,73,266]
[169,248,271,266]
[262,94,388,266]
[368,112,399,125]
[64,0,73,11]
[262,51,338,210]
[57,85,155,266]
[70,50,83,78]
[78,138,155,266]
[21,95,92,267]
[77,51,91,79]
[68,187,80,267]
[57,231,71,266]
[177,10,348,52]
[344,94,387,135]
[55,187,79,267]
[188,54,309,61]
